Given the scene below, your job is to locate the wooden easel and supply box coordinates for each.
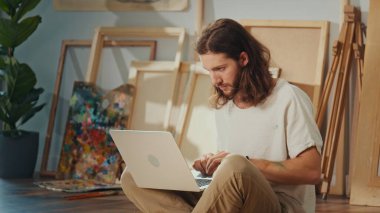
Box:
[315,5,364,199]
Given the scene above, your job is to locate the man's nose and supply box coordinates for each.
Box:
[210,72,221,85]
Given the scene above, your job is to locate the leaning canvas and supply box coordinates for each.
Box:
[56,81,135,184]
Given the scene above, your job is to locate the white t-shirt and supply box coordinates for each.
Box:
[215,79,323,211]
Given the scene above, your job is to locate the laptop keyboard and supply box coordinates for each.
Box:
[196,179,212,187]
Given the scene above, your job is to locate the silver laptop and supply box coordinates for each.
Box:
[109,129,212,192]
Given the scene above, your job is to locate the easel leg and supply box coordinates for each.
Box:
[319,5,361,199]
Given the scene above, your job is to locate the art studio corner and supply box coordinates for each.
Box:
[0,0,379,212]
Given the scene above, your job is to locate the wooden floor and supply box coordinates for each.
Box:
[1,179,380,213]
[0,179,139,213]
[316,195,380,213]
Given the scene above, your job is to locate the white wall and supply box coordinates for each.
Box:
[15,0,368,172]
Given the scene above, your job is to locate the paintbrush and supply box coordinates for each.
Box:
[64,190,120,200]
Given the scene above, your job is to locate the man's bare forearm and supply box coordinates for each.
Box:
[249,148,321,185]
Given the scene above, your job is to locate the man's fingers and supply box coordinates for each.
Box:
[193,160,206,174]
[204,151,230,176]
[200,157,208,172]
[191,152,230,176]
[195,154,212,175]
[200,153,214,173]
[205,152,229,169]
[206,158,222,176]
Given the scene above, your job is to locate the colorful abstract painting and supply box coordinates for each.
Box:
[57,82,134,184]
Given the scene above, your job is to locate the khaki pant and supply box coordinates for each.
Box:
[121,154,297,213]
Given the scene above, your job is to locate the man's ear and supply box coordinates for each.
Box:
[239,52,249,66]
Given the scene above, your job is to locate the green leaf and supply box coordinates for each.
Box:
[7,87,45,126]
[7,61,37,102]
[0,56,5,69]
[0,70,4,81]
[19,102,45,126]
[0,46,7,55]
[14,87,43,105]
[0,1,11,15]
[8,102,32,124]
[0,0,15,17]
[0,107,12,124]
[7,0,23,8]
[1,55,13,71]
[13,0,41,22]
[0,15,41,48]
[0,18,14,48]
[0,95,12,124]
[0,0,43,131]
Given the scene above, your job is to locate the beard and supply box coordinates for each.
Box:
[214,69,242,100]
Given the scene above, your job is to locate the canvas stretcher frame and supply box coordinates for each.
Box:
[350,0,380,206]
[85,27,186,131]
[174,62,217,164]
[239,19,330,111]
[127,61,180,131]
[53,0,188,11]
[238,19,347,194]
[40,39,157,177]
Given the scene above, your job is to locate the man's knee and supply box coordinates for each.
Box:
[120,169,138,196]
[214,154,261,179]
[121,169,132,184]
[219,154,251,171]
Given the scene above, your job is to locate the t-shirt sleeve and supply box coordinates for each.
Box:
[285,86,323,158]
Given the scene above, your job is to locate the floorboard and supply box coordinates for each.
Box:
[1,179,380,212]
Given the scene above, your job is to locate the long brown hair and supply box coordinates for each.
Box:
[196,18,274,108]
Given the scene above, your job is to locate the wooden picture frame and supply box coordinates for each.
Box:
[40,39,157,177]
[85,26,185,130]
[350,0,380,206]
[127,61,181,132]
[193,0,205,61]
[53,0,188,11]
[369,140,380,187]
[86,27,185,84]
[238,19,349,195]
[175,62,217,164]
[239,19,330,110]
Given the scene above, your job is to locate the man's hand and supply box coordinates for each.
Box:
[205,151,229,176]
[192,151,230,176]
[193,153,214,175]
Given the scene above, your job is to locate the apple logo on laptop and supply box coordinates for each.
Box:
[147,154,160,167]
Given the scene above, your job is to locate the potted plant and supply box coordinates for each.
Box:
[0,0,45,178]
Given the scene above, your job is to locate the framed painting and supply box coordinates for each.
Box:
[53,0,188,11]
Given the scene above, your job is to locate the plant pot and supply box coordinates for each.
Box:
[0,131,39,178]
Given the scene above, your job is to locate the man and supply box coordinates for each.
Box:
[121,18,322,213]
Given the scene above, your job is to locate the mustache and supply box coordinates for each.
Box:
[214,77,241,99]
[215,82,240,92]
[214,84,238,99]
[215,83,233,89]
